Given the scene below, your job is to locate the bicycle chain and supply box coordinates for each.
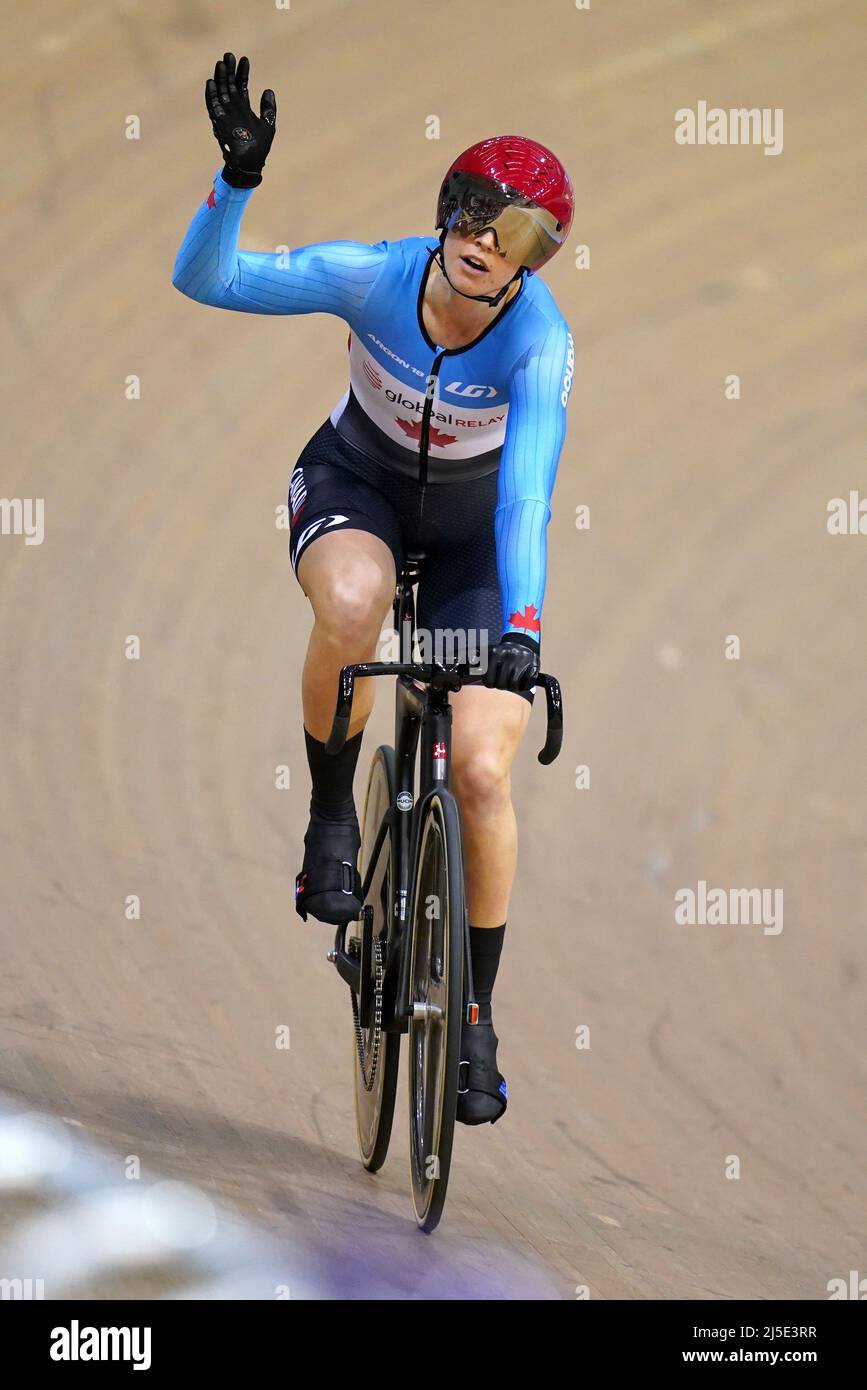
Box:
[351,932,385,1092]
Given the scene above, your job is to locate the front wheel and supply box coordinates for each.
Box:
[407,791,466,1233]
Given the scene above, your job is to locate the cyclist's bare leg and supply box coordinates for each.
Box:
[449,685,532,929]
[293,528,396,923]
[450,684,529,1123]
[296,528,396,740]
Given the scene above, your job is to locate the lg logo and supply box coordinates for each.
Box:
[443,381,497,399]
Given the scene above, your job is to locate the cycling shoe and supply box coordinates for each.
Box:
[456,1020,508,1125]
[294,813,362,925]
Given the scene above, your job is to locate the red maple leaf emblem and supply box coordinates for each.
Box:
[396,416,423,441]
[207,185,216,209]
[508,603,541,633]
[395,417,458,447]
[429,423,458,447]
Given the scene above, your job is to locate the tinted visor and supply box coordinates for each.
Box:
[441,172,566,270]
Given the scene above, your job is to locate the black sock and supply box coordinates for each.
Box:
[304,726,363,824]
[468,922,506,1024]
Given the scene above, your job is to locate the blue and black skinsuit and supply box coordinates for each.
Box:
[172,169,575,675]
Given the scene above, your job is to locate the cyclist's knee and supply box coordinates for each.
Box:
[451,749,511,811]
[311,566,392,643]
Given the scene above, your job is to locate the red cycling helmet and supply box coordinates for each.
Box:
[436,135,574,274]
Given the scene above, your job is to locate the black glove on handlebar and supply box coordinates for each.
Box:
[482,632,540,693]
[205,52,276,189]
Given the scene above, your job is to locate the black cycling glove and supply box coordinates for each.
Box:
[205,52,276,189]
[482,632,540,693]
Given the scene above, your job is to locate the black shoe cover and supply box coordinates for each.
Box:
[295,814,362,925]
[456,1020,508,1125]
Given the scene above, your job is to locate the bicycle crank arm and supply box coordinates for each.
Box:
[327,921,362,996]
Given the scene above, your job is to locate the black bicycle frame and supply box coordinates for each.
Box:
[389,555,465,1031]
[327,550,563,1030]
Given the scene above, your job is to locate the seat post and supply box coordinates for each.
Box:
[394,549,426,665]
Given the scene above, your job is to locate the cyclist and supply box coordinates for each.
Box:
[173,54,575,1127]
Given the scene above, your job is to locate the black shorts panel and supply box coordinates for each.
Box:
[288,420,534,704]
[289,458,404,580]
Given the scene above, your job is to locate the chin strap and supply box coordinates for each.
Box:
[433,231,525,308]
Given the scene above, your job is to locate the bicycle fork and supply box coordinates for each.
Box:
[392,668,478,1031]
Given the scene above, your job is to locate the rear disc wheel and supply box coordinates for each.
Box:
[353,746,400,1172]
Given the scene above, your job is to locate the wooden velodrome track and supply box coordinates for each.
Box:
[2,0,865,1298]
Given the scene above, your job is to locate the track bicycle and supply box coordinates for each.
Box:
[324,547,563,1232]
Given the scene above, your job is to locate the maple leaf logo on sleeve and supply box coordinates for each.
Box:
[508,603,541,634]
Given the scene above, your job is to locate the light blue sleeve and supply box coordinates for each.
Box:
[494,319,574,643]
[171,170,388,328]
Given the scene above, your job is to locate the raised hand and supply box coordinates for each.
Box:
[205,52,277,188]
